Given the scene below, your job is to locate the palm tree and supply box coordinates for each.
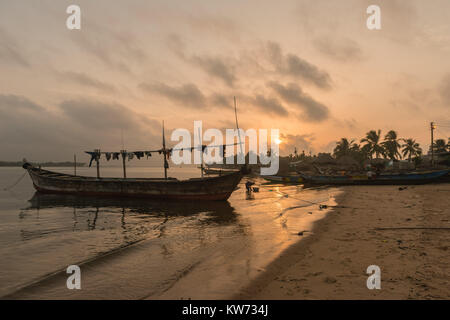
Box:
[333,138,354,158]
[433,139,447,153]
[401,138,422,162]
[381,130,401,160]
[361,130,385,159]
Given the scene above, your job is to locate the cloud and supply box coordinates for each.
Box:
[0,28,30,68]
[439,73,450,105]
[167,34,237,87]
[0,94,43,113]
[191,55,236,87]
[210,93,233,109]
[166,34,186,59]
[332,117,359,131]
[249,94,289,117]
[140,82,207,109]
[279,133,315,155]
[184,14,241,42]
[265,41,332,90]
[269,82,330,121]
[0,94,159,161]
[313,36,363,62]
[58,71,116,93]
[70,22,147,74]
[59,99,155,131]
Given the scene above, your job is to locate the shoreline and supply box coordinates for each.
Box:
[234,184,450,299]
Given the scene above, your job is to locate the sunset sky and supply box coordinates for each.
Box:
[1,0,450,162]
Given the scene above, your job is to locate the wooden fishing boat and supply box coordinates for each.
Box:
[22,100,248,201]
[202,167,240,175]
[298,170,450,186]
[23,162,243,201]
[261,175,304,183]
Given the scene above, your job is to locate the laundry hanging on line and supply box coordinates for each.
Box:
[86,151,100,167]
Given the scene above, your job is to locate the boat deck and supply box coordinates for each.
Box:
[30,167,238,183]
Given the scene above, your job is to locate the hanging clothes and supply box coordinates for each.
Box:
[128,153,134,161]
[105,152,112,161]
[134,151,144,160]
[86,151,100,167]
[113,152,120,160]
[145,151,152,159]
[164,158,169,169]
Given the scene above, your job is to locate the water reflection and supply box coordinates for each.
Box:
[25,192,237,223]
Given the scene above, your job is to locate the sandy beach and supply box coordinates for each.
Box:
[235,183,450,299]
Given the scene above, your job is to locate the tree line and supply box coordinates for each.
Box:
[332,130,449,163]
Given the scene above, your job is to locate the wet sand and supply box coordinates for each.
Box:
[235,184,450,299]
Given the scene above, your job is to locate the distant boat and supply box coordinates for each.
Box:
[23,163,243,201]
[298,170,450,186]
[202,167,240,175]
[261,175,305,183]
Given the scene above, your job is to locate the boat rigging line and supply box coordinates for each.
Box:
[3,172,27,191]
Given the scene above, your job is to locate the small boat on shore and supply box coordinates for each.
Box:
[261,175,304,183]
[298,170,449,186]
[23,162,243,201]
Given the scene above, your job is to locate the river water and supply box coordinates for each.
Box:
[0,166,339,299]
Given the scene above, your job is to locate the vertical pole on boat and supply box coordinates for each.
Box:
[234,96,245,172]
[74,154,77,176]
[198,127,204,178]
[162,121,168,180]
[430,122,435,167]
[234,96,243,156]
[121,150,127,178]
[95,149,100,179]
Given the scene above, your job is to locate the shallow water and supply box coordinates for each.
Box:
[0,166,339,299]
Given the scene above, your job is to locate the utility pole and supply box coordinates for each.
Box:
[430,122,435,167]
[95,149,101,179]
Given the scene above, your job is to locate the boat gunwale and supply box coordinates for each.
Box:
[28,166,242,184]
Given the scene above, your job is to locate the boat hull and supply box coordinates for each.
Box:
[299,170,450,186]
[262,175,304,183]
[24,164,242,201]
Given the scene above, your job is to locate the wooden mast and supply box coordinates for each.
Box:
[121,128,127,178]
[234,96,243,156]
[121,150,127,178]
[95,149,100,178]
[198,127,204,178]
[162,121,168,180]
[431,122,435,167]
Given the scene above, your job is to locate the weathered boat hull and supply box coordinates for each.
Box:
[262,175,304,183]
[299,170,450,186]
[23,163,243,201]
[203,168,240,175]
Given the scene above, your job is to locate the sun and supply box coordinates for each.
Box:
[274,138,283,145]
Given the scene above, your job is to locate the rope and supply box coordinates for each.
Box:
[3,172,27,191]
